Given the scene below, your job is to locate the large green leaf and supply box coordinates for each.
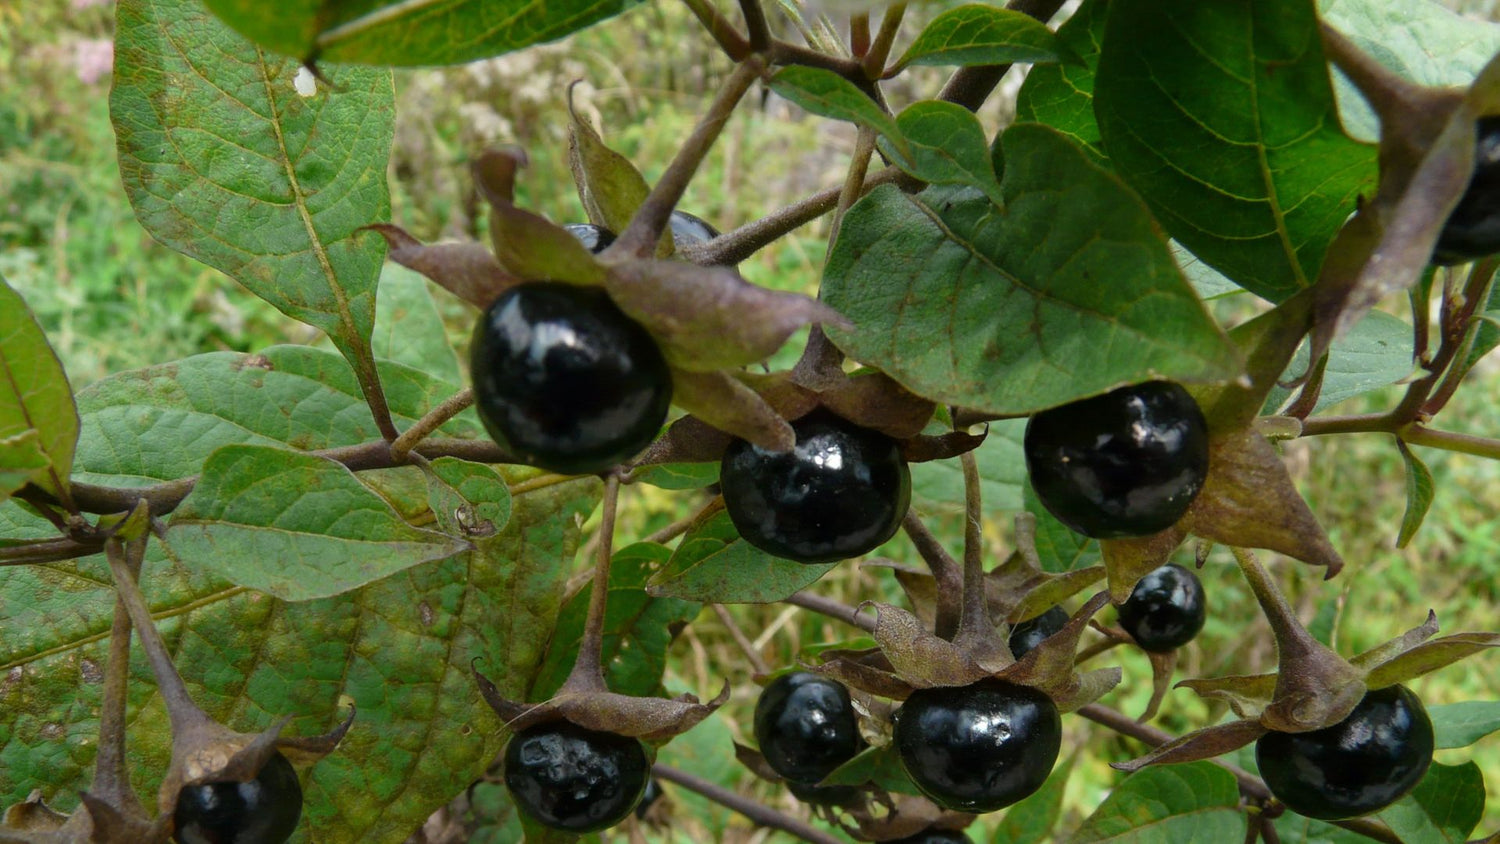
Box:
[202,0,639,66]
[1378,761,1485,844]
[648,510,836,603]
[372,263,462,383]
[532,542,702,699]
[1070,762,1248,842]
[1014,0,1107,160]
[72,346,478,491]
[1430,700,1500,749]
[887,101,1005,207]
[167,445,469,600]
[910,419,1027,516]
[111,0,394,366]
[1261,310,1415,414]
[1094,0,1377,302]
[0,274,78,502]
[893,4,1060,70]
[824,125,1240,416]
[0,475,600,843]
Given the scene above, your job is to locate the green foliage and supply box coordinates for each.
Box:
[650,510,837,603]
[1070,762,1248,841]
[0,274,77,502]
[893,4,1061,70]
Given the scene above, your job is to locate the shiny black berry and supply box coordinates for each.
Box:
[893,679,1061,813]
[564,223,617,254]
[1115,563,1206,653]
[1024,381,1209,539]
[1256,685,1434,820]
[634,778,663,819]
[1433,116,1500,266]
[1008,605,1069,659]
[172,751,302,844]
[470,281,672,475]
[886,831,972,844]
[721,409,911,564]
[669,210,720,247]
[504,720,650,833]
[754,672,864,785]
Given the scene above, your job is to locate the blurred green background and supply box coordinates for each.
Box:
[1,0,1498,840]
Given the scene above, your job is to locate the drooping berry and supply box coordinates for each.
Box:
[504,720,650,833]
[1008,605,1069,659]
[1433,115,1500,266]
[1024,381,1209,539]
[173,751,302,844]
[1115,563,1206,652]
[754,672,864,785]
[669,210,720,247]
[470,281,672,475]
[564,223,617,254]
[721,409,911,564]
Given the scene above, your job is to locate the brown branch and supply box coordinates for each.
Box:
[390,388,474,462]
[564,475,621,694]
[652,764,845,844]
[861,3,906,79]
[739,0,771,52]
[783,590,876,633]
[0,535,106,565]
[350,352,400,442]
[682,0,751,59]
[713,603,771,674]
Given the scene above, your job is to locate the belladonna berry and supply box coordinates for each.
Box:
[886,831,972,844]
[893,679,1061,813]
[669,210,720,247]
[1433,115,1500,265]
[1115,563,1206,652]
[754,672,864,785]
[720,409,911,564]
[172,751,302,844]
[1024,381,1209,539]
[470,282,672,475]
[563,223,617,254]
[1256,685,1434,820]
[504,720,650,833]
[1008,606,1069,659]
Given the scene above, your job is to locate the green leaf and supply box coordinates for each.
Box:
[894,4,1060,70]
[422,457,513,539]
[911,419,1027,516]
[1015,0,1107,160]
[1430,701,1500,749]
[1261,310,1416,414]
[821,743,921,795]
[112,0,394,368]
[768,67,906,155]
[0,274,78,502]
[1396,440,1435,549]
[373,263,462,383]
[648,509,836,603]
[0,475,601,843]
[1461,272,1500,374]
[1024,477,1099,573]
[824,126,1240,416]
[992,755,1073,844]
[885,101,1005,208]
[167,445,469,600]
[202,0,639,66]
[1272,816,1375,843]
[533,542,702,699]
[73,346,478,491]
[1094,0,1377,302]
[1070,762,1248,842]
[631,461,720,490]
[0,431,49,506]
[1378,761,1485,844]
[568,92,659,251]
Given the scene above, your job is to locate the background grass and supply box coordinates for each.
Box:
[1,0,1498,840]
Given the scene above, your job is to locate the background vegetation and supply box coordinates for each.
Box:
[1,0,1497,839]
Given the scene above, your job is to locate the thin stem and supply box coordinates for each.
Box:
[829,127,878,249]
[506,472,582,496]
[861,3,906,79]
[1298,413,1399,437]
[955,449,987,643]
[1318,22,1429,128]
[1425,258,1499,415]
[713,603,771,674]
[849,13,870,58]
[1260,815,1284,844]
[652,764,844,844]
[106,537,209,733]
[682,0,751,59]
[935,0,1066,109]
[611,59,764,259]
[351,353,400,442]
[389,388,474,462]
[783,590,877,633]
[564,475,621,694]
[769,41,869,84]
[642,500,715,545]
[739,0,771,52]
[902,510,962,639]
[685,167,902,266]
[93,548,143,810]
[0,535,105,565]
[1401,424,1500,461]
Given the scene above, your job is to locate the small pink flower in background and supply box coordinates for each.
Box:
[73,38,114,85]
[70,0,114,9]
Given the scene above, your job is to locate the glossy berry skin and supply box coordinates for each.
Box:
[893,679,1061,813]
[1256,685,1434,820]
[471,282,672,475]
[504,720,650,833]
[634,778,662,819]
[173,751,302,844]
[1024,381,1209,539]
[886,832,972,844]
[1008,605,1069,659]
[564,223,617,254]
[1116,564,1206,653]
[1434,116,1500,265]
[669,210,720,247]
[754,672,864,785]
[721,409,911,564]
